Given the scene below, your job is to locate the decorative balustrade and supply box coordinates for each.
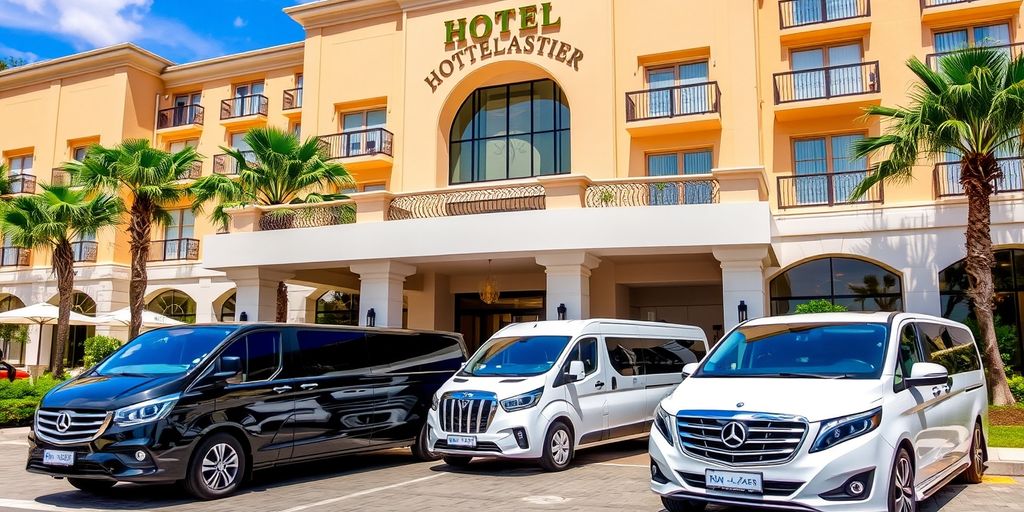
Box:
[51,169,71,186]
[220,94,269,119]
[182,161,203,180]
[258,203,356,231]
[71,241,98,263]
[0,247,29,267]
[585,176,719,207]
[934,158,1024,198]
[779,0,870,29]
[213,151,255,175]
[157,104,204,129]
[283,88,303,110]
[921,0,972,7]
[926,42,1024,70]
[148,238,200,262]
[388,184,545,220]
[6,174,36,195]
[625,82,720,122]
[318,128,394,159]
[773,61,880,104]
[777,170,882,209]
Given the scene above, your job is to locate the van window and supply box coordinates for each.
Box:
[369,332,463,373]
[894,324,921,391]
[221,331,281,383]
[290,330,369,377]
[564,337,599,376]
[605,337,704,376]
[918,322,981,374]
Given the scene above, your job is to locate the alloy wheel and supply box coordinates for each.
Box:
[893,455,915,512]
[201,442,240,491]
[973,428,984,471]
[551,429,571,466]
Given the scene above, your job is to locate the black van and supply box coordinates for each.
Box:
[26,323,465,499]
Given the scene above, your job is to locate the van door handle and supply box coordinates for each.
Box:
[594,381,605,389]
[611,377,618,390]
[931,386,942,398]
[273,386,293,394]
[300,383,319,390]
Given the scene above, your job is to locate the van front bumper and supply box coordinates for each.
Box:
[649,424,895,512]
[426,406,549,460]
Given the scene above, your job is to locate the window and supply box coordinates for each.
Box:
[342,109,386,156]
[791,133,867,204]
[362,183,386,192]
[161,209,195,260]
[0,295,26,364]
[232,82,265,117]
[173,93,202,124]
[770,257,903,315]
[72,146,88,162]
[291,122,301,138]
[450,79,570,184]
[369,332,464,373]
[934,23,1010,53]
[895,324,922,391]
[221,331,281,383]
[168,139,198,153]
[605,337,705,376]
[220,293,236,322]
[290,329,368,377]
[790,42,863,100]
[315,291,360,326]
[646,149,714,205]
[918,323,981,375]
[645,61,711,116]
[8,154,32,175]
[564,337,599,376]
[147,290,197,323]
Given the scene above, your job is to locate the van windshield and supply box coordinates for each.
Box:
[462,336,571,377]
[695,322,888,379]
[95,326,239,377]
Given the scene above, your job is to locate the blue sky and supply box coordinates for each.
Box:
[0,0,316,66]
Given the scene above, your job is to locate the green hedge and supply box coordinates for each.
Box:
[0,375,65,427]
[1009,374,1024,403]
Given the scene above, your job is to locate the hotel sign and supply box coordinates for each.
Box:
[424,3,584,93]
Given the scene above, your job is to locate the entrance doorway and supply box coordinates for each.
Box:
[455,291,545,352]
[49,292,96,369]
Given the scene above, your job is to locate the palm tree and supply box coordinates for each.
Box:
[851,47,1022,405]
[0,186,122,377]
[190,127,353,321]
[65,140,200,340]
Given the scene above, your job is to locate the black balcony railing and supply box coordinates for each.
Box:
[71,241,98,263]
[921,0,972,7]
[0,247,29,267]
[318,128,394,159]
[779,0,870,29]
[51,169,71,186]
[157,104,204,129]
[283,88,303,110]
[6,174,36,194]
[774,61,880,104]
[213,151,256,175]
[182,160,202,180]
[934,158,1024,198]
[625,82,720,122]
[777,170,883,209]
[220,94,269,119]
[926,42,1024,69]
[148,238,200,262]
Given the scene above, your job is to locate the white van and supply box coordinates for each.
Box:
[427,319,707,471]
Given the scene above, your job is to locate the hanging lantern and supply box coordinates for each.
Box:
[479,259,500,305]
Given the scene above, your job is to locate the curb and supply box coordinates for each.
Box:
[0,427,30,441]
[989,461,1024,476]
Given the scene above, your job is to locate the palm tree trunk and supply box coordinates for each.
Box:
[963,161,1015,405]
[128,198,154,340]
[51,241,75,378]
[276,281,288,322]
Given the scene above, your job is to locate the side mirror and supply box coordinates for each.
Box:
[213,356,242,380]
[566,360,586,382]
[682,363,700,378]
[906,362,949,387]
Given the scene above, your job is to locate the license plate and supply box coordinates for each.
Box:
[447,435,477,448]
[706,469,763,494]
[42,450,75,467]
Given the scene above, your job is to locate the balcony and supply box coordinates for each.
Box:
[0,247,29,267]
[388,183,546,220]
[51,169,71,186]
[318,128,394,171]
[773,61,880,120]
[5,174,36,195]
[777,170,882,209]
[934,158,1024,198]
[148,238,200,262]
[283,88,303,111]
[71,241,98,263]
[157,104,204,132]
[585,176,719,207]
[220,94,268,123]
[181,160,203,180]
[920,0,1023,24]
[927,42,1024,70]
[779,0,870,29]
[213,151,255,176]
[624,82,721,136]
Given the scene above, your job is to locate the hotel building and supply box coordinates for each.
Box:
[1,0,1023,368]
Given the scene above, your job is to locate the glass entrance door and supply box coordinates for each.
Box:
[455,292,545,353]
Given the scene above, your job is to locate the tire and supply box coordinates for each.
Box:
[443,455,473,467]
[660,496,707,512]
[888,447,917,512]
[67,478,115,494]
[411,421,442,462]
[957,423,985,484]
[183,432,247,500]
[538,420,574,472]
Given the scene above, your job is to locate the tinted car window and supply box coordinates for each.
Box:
[894,324,921,391]
[369,332,464,373]
[919,322,981,374]
[290,330,368,377]
[96,326,238,377]
[564,338,599,376]
[606,337,704,376]
[221,331,281,383]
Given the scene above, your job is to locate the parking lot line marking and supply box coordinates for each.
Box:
[0,498,140,512]
[595,462,647,468]
[982,475,1017,484]
[0,441,28,446]
[275,473,447,512]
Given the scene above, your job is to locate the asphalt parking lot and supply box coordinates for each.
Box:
[0,436,1020,512]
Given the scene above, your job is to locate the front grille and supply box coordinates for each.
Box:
[678,471,804,496]
[439,391,497,434]
[677,412,807,466]
[433,440,502,453]
[35,409,110,445]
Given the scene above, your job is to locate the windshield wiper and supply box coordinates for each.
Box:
[104,371,151,378]
[775,372,848,379]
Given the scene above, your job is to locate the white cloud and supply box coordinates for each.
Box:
[0,0,223,60]
[0,44,40,62]
[233,16,246,28]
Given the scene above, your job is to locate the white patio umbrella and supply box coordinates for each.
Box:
[96,307,183,329]
[0,302,102,367]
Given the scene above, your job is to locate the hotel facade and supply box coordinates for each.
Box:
[1,0,1024,368]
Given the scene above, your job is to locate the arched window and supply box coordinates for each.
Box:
[940,248,1024,367]
[220,293,236,322]
[69,292,96,315]
[770,257,903,315]
[0,294,26,364]
[315,291,359,326]
[450,78,570,184]
[148,290,197,323]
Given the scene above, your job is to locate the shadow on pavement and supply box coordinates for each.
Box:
[428,438,650,477]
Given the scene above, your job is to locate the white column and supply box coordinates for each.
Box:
[714,247,769,330]
[286,284,317,323]
[350,261,416,328]
[226,268,294,322]
[536,252,601,320]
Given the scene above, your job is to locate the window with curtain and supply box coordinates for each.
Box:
[791,42,863,100]
[342,109,386,156]
[645,149,714,205]
[646,61,711,117]
[450,79,570,184]
[792,134,866,205]
[770,257,903,315]
[163,210,195,260]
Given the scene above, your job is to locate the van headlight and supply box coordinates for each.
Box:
[113,394,180,427]
[655,406,675,445]
[810,407,882,453]
[500,388,543,412]
[431,394,440,411]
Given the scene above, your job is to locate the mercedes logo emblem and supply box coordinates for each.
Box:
[55,412,72,433]
[721,421,747,449]
[459,400,471,409]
